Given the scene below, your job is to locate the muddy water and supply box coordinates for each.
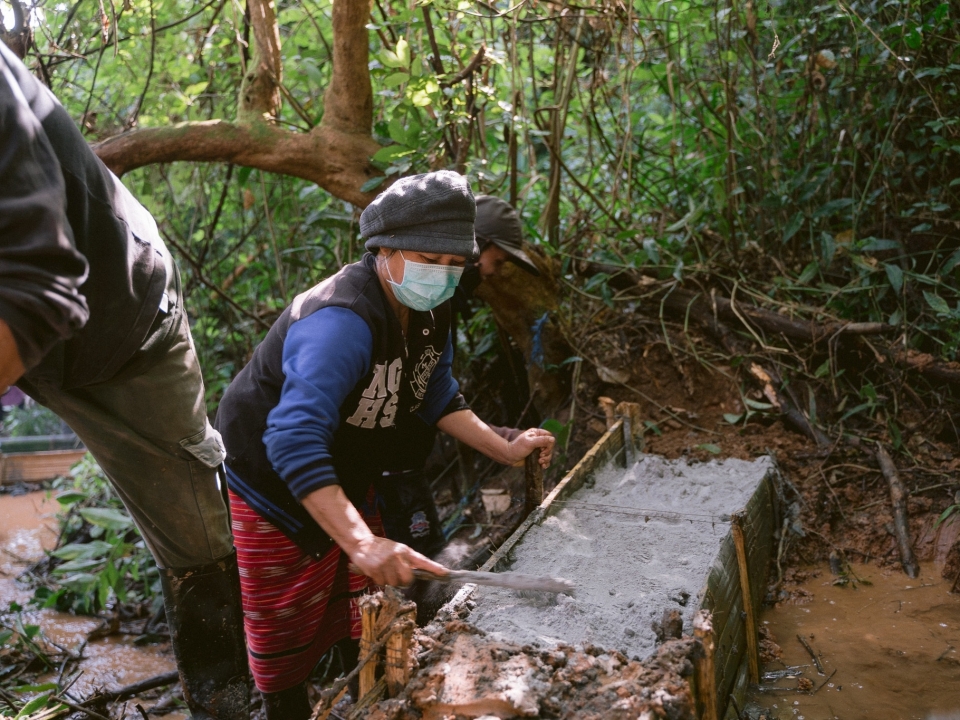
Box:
[747,564,960,719]
[0,491,184,715]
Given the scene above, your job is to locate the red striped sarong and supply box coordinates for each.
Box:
[229,489,383,693]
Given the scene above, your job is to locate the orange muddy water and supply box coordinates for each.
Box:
[0,490,185,716]
[747,564,960,720]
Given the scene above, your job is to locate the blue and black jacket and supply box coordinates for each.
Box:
[215,253,468,558]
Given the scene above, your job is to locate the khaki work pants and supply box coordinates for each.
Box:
[22,301,233,570]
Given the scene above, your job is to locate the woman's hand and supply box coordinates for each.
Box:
[349,536,448,587]
[437,411,556,469]
[503,428,555,468]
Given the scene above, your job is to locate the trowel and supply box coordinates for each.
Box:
[413,568,575,595]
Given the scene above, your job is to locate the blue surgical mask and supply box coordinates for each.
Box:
[386,252,464,311]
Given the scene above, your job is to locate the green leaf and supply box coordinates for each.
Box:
[387,118,407,145]
[723,413,743,424]
[935,505,959,530]
[10,683,58,693]
[54,491,87,505]
[53,558,106,573]
[744,399,773,410]
[924,291,951,315]
[797,261,818,285]
[395,37,410,66]
[360,176,386,193]
[540,418,571,448]
[237,167,253,187]
[15,692,52,719]
[782,212,804,243]
[51,541,113,560]
[383,72,410,88]
[379,48,403,68]
[941,249,960,275]
[858,238,900,252]
[696,443,721,455]
[301,60,324,87]
[78,507,133,531]
[183,81,209,98]
[371,145,415,164]
[811,198,853,219]
[884,263,903,294]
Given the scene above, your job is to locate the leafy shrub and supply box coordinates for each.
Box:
[28,456,158,615]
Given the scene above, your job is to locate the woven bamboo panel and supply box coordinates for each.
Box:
[0,450,87,484]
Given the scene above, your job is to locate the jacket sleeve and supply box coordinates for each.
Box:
[263,307,372,500]
[417,332,468,425]
[0,49,89,372]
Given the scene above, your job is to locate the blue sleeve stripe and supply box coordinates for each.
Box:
[285,459,339,500]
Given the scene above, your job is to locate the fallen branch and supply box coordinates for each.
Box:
[795,634,824,674]
[875,444,919,579]
[583,263,960,388]
[812,668,837,695]
[85,670,180,704]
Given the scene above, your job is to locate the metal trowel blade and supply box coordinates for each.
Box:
[413,568,575,595]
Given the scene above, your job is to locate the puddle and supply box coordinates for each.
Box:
[748,564,960,719]
[0,490,185,717]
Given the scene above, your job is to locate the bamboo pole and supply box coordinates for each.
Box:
[524,448,543,515]
[692,610,718,720]
[730,513,760,684]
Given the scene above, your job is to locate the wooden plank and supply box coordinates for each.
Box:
[730,513,760,683]
[1,449,87,485]
[721,661,749,720]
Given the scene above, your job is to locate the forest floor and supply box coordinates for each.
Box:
[2,336,958,720]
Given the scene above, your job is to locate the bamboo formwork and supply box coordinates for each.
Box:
[441,407,780,720]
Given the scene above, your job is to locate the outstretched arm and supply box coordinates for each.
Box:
[437,409,555,469]
[301,485,448,587]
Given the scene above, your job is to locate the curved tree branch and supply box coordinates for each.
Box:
[91,0,382,206]
[93,121,381,206]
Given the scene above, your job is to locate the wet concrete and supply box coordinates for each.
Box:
[0,490,185,716]
[468,454,772,658]
[748,564,960,719]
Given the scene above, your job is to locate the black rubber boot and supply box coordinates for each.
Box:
[160,551,250,720]
[261,683,310,720]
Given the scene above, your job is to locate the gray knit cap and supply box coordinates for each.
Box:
[361,171,479,257]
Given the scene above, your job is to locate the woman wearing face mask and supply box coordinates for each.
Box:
[214,171,555,720]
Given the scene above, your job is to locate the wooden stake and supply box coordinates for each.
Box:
[358,598,378,699]
[384,618,413,697]
[875,443,919,579]
[524,448,543,515]
[730,513,760,684]
[692,610,718,720]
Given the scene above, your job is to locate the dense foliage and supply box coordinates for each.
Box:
[6,0,955,416]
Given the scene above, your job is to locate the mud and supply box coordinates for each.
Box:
[360,617,698,720]
[747,564,960,719]
[467,453,772,659]
[0,490,184,717]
